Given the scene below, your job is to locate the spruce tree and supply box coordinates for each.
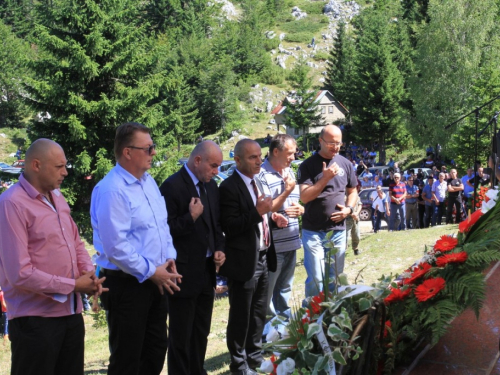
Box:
[325,21,356,106]
[348,1,407,163]
[285,59,324,149]
[0,19,31,127]
[24,0,173,220]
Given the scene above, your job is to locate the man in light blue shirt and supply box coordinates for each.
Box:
[461,168,475,202]
[91,122,180,375]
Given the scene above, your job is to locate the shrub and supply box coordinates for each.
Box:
[312,51,330,61]
[262,37,280,51]
[260,64,286,85]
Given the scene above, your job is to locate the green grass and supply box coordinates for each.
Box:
[280,17,325,35]
[0,224,460,375]
[0,127,27,163]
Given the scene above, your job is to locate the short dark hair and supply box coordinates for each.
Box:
[114,122,150,160]
[269,134,296,155]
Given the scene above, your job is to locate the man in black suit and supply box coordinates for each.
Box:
[160,140,226,375]
[219,139,287,375]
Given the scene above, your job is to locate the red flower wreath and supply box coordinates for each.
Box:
[403,263,432,285]
[384,287,411,305]
[459,209,484,233]
[434,235,458,252]
[414,277,446,302]
[436,252,468,267]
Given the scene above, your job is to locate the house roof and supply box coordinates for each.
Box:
[270,90,349,115]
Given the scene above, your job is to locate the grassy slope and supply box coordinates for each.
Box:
[0,225,459,375]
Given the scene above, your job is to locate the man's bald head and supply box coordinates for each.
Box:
[188,140,221,164]
[234,139,259,158]
[188,140,223,183]
[320,124,342,140]
[25,139,63,166]
[318,124,342,159]
[23,138,68,195]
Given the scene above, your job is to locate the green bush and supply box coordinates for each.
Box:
[260,63,287,85]
[312,51,330,61]
[262,37,281,51]
[284,32,314,43]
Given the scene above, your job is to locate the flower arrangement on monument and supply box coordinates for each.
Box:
[263,188,500,375]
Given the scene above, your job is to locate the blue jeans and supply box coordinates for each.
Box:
[374,210,385,232]
[267,250,296,319]
[389,203,406,230]
[303,229,346,298]
[263,250,296,336]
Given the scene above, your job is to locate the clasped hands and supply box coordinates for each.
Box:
[74,270,108,312]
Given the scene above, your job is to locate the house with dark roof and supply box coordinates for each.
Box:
[271,90,349,137]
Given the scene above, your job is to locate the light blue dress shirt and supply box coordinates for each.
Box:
[91,164,176,283]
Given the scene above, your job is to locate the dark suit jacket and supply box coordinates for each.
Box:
[218,171,277,282]
[160,167,225,298]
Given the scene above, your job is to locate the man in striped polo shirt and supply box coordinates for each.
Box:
[259,134,303,331]
[389,172,407,231]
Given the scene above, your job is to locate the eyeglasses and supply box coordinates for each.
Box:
[321,138,342,147]
[408,179,414,181]
[126,144,156,155]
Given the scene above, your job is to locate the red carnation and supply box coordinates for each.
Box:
[403,263,432,285]
[414,277,446,302]
[384,287,411,305]
[310,291,325,315]
[384,320,392,338]
[436,252,468,267]
[459,209,484,233]
[434,235,458,252]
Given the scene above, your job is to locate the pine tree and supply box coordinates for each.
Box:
[348,1,407,163]
[165,74,202,152]
[408,0,498,148]
[0,19,31,127]
[325,21,356,106]
[285,59,324,149]
[24,0,173,217]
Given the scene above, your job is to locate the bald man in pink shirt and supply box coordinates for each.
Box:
[0,139,106,375]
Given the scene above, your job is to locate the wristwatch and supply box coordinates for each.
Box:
[346,205,354,214]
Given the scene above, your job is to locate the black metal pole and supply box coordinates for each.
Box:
[493,116,498,187]
[472,108,479,213]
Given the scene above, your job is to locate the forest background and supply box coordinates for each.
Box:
[1,0,500,234]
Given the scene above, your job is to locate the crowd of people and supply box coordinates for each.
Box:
[0,123,498,375]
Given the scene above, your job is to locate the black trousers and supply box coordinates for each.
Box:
[446,197,462,224]
[167,260,215,375]
[226,253,269,373]
[101,272,169,375]
[9,314,84,375]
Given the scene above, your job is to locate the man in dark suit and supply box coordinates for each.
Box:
[160,140,226,375]
[219,139,287,375]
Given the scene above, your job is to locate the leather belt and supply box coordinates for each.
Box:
[101,268,136,279]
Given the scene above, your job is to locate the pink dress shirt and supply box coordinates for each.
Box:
[0,174,94,319]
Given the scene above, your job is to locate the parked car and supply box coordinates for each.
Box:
[212,172,228,186]
[2,160,24,174]
[359,166,392,180]
[0,162,11,170]
[226,164,237,176]
[219,160,235,173]
[358,187,390,221]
